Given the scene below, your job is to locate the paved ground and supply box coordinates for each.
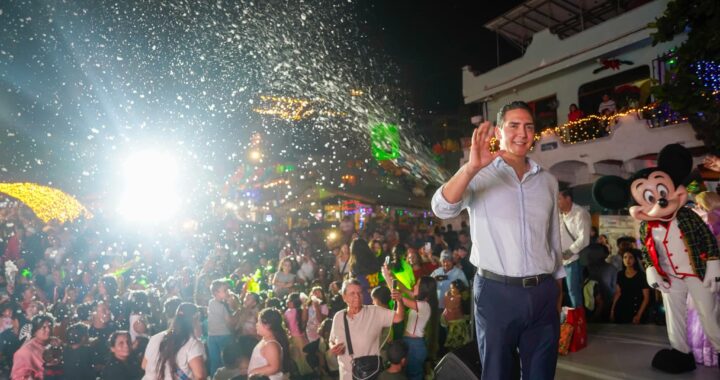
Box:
[556,323,718,379]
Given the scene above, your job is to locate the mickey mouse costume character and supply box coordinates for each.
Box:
[593,144,720,373]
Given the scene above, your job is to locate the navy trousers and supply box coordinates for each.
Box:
[474,273,560,380]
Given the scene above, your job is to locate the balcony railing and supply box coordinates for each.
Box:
[535,103,688,145]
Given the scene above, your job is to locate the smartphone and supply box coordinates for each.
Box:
[424,242,432,252]
[384,255,391,266]
[435,275,449,281]
[392,279,398,290]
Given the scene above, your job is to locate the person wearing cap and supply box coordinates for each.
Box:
[431,101,564,380]
[430,250,468,310]
[430,250,468,356]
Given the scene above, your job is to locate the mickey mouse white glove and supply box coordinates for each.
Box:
[702,260,720,293]
[646,266,671,293]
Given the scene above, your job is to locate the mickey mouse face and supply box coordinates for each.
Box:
[629,171,687,222]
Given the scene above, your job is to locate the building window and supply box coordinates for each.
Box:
[527,95,558,133]
[578,65,651,115]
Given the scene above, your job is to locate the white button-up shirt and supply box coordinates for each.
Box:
[560,203,591,265]
[431,157,565,279]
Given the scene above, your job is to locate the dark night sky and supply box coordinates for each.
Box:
[0,0,527,195]
[361,1,525,113]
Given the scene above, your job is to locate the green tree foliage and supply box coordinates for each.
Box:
[650,0,720,149]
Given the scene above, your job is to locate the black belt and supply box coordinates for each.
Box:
[479,269,551,288]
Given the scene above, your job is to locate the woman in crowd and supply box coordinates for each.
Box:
[348,238,381,305]
[296,245,317,285]
[388,274,438,380]
[272,257,297,299]
[97,275,125,328]
[568,103,584,121]
[142,302,206,380]
[128,290,151,343]
[11,314,54,380]
[442,279,471,351]
[304,286,329,343]
[334,243,351,280]
[248,308,292,379]
[407,247,438,280]
[236,292,260,336]
[610,250,650,324]
[18,300,44,344]
[284,292,311,375]
[102,330,143,380]
[689,191,720,367]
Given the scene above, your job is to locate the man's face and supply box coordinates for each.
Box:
[441,259,453,272]
[342,284,363,310]
[557,194,572,213]
[495,108,535,158]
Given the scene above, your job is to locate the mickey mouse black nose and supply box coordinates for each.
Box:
[658,198,668,208]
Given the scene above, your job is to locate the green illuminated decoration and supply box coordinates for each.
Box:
[370,123,400,161]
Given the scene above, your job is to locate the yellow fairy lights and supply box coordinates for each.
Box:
[486,103,688,151]
[253,95,313,121]
[538,103,687,145]
[0,183,92,223]
[253,95,347,121]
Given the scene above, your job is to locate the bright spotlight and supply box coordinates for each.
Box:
[117,151,181,222]
[327,231,338,241]
[249,150,262,161]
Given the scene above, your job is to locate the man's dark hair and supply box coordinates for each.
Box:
[163,296,182,320]
[496,101,534,127]
[386,340,408,365]
[370,286,391,307]
[560,188,573,201]
[66,322,89,345]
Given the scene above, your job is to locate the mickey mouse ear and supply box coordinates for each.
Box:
[657,144,693,186]
[592,175,630,210]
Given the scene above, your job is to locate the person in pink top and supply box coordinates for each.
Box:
[284,292,311,375]
[11,314,54,380]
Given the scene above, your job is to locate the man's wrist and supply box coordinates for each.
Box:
[461,165,480,180]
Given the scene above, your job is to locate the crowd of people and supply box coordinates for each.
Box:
[0,199,478,380]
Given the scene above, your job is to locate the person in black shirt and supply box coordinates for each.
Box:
[611,251,650,324]
[62,322,96,380]
[0,303,21,374]
[102,330,143,380]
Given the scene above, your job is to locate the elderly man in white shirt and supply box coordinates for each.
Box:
[558,189,591,308]
[432,101,565,380]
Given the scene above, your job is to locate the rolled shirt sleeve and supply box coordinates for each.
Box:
[431,185,468,219]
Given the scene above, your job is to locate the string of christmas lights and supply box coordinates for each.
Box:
[539,103,687,144]
[0,183,92,223]
[253,95,347,121]
[487,103,688,150]
[692,60,720,100]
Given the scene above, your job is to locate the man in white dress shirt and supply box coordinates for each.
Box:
[558,188,591,308]
[431,101,565,380]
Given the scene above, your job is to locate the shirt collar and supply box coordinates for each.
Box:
[491,156,542,175]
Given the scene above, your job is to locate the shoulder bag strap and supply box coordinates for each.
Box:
[343,310,354,357]
[562,217,577,242]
